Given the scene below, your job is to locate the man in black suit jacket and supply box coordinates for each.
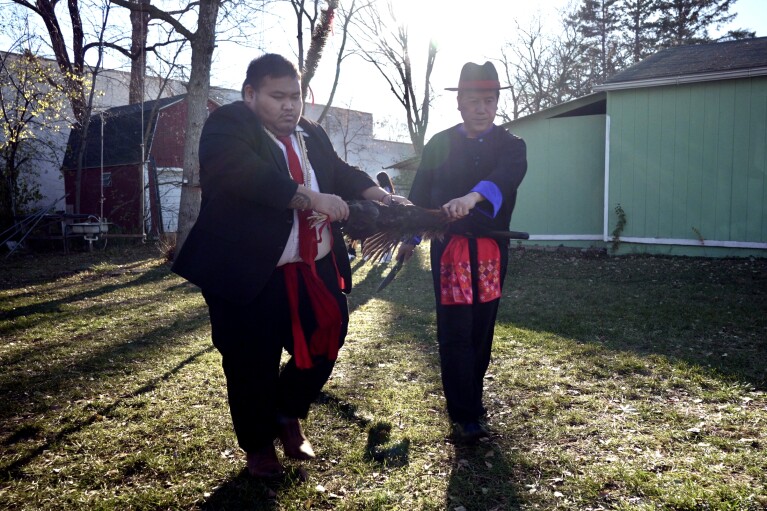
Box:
[172,54,408,477]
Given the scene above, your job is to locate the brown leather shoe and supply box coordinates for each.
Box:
[278,418,316,460]
[246,445,284,478]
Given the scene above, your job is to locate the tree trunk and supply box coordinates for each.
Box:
[129,0,150,104]
[174,0,219,253]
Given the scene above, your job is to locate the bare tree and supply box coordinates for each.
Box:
[500,20,551,120]
[351,0,435,154]
[128,0,151,104]
[109,0,222,251]
[321,104,366,160]
[497,15,588,121]
[283,0,334,99]
[10,0,118,213]
[0,47,71,227]
[315,0,368,124]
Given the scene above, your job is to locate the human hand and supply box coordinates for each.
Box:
[312,192,349,221]
[388,194,412,206]
[441,192,481,219]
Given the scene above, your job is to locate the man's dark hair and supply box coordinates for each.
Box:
[241,54,300,98]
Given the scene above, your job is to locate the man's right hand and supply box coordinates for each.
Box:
[292,188,349,222]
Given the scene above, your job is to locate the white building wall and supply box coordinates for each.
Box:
[211,87,416,183]
[21,63,414,214]
[24,66,188,212]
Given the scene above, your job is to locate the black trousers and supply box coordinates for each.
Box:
[203,254,348,453]
[430,237,509,424]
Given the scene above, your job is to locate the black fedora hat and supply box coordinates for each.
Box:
[445,61,511,91]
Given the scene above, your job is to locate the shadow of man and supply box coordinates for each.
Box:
[445,437,522,510]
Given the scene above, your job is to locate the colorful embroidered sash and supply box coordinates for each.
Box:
[439,236,501,305]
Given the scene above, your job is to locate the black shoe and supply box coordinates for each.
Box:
[454,421,489,443]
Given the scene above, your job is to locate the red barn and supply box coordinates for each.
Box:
[62,95,219,236]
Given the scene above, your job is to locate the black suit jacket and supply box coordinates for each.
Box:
[172,101,376,304]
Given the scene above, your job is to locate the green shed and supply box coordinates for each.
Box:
[507,37,767,257]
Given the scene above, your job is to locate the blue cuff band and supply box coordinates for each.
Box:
[471,181,502,218]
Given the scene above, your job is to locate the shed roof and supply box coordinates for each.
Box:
[596,37,767,91]
[384,154,421,172]
[62,95,186,171]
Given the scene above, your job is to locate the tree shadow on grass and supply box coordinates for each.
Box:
[1,262,171,326]
[1,343,215,479]
[501,249,767,389]
[0,301,210,423]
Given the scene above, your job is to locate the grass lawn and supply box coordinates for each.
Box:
[1,242,765,510]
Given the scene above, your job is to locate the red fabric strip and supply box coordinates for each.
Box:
[282,262,342,370]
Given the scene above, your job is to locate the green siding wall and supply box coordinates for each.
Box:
[607,78,767,247]
[510,115,605,236]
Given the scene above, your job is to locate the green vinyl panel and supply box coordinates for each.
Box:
[731,79,752,241]
[644,89,664,236]
[715,83,736,240]
[508,114,605,235]
[686,86,706,240]
[632,90,650,235]
[615,94,637,229]
[748,81,767,242]
[608,77,767,245]
[672,87,691,238]
[657,88,677,237]
[700,84,720,237]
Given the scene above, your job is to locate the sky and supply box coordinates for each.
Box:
[210,0,767,141]
[2,0,764,141]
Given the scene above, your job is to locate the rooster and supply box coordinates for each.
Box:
[323,200,529,264]
[341,200,451,262]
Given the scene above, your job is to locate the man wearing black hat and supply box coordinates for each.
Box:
[398,61,527,441]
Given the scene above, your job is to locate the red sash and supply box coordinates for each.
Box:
[282,262,341,369]
[277,135,318,264]
[277,134,343,369]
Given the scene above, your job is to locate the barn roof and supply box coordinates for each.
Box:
[62,95,186,171]
[596,37,767,91]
